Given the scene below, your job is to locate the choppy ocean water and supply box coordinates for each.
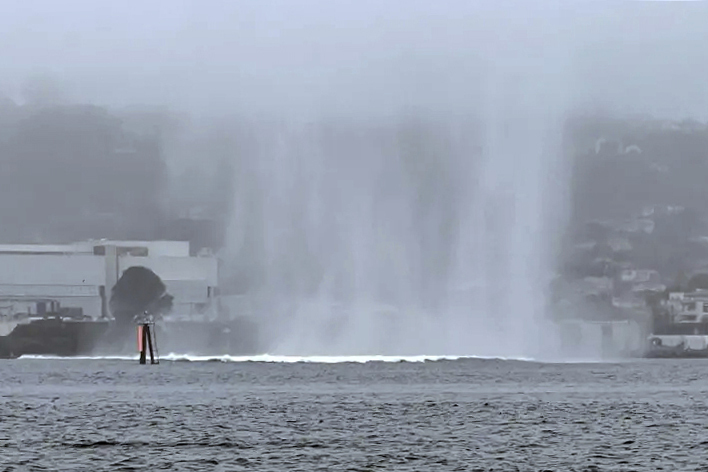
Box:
[1,355,706,471]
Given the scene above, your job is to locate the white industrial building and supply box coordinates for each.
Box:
[0,240,218,321]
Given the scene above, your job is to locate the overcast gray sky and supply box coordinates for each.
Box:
[0,1,706,120]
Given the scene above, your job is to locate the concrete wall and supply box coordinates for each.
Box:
[0,240,190,258]
[92,240,190,257]
[2,297,102,318]
[0,253,216,289]
[0,254,106,318]
[652,335,708,350]
[0,255,105,286]
[0,244,90,254]
[163,280,210,303]
[119,256,217,286]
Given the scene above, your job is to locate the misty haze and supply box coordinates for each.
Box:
[3,2,708,470]
[2,1,707,359]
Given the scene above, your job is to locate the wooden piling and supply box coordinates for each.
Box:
[137,323,158,365]
[138,324,146,365]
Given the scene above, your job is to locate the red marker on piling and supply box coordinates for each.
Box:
[137,312,159,365]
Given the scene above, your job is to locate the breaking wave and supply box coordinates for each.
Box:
[17,353,536,363]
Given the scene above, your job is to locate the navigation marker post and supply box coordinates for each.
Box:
[136,312,159,365]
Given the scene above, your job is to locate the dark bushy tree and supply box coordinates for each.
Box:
[109,266,173,325]
[687,273,708,293]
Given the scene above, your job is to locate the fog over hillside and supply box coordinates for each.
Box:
[1,1,707,119]
[1,1,707,356]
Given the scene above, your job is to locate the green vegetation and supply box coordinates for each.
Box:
[0,85,232,250]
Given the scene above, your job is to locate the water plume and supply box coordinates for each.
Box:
[224,7,572,358]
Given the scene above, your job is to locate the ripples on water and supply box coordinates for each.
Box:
[1,356,706,471]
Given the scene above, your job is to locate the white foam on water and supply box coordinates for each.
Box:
[17,354,139,361]
[16,353,537,363]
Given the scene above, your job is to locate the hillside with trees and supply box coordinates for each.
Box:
[0,102,166,242]
[558,115,708,325]
[0,89,233,251]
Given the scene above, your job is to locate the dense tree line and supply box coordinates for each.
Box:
[0,89,234,249]
[564,115,708,283]
[0,100,167,242]
[568,116,708,224]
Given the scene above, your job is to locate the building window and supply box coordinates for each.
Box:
[703,303,708,313]
[686,302,697,311]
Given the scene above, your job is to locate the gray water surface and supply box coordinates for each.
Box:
[1,358,705,471]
